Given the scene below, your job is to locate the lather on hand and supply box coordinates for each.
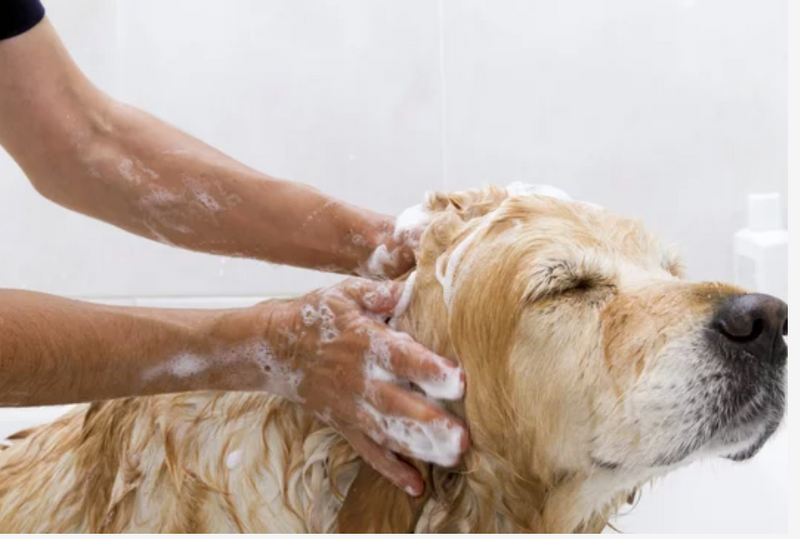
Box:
[230,278,467,496]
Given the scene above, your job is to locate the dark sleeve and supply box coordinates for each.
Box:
[0,0,45,41]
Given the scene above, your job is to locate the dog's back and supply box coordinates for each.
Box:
[0,392,359,532]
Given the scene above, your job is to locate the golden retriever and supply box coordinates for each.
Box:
[0,184,788,532]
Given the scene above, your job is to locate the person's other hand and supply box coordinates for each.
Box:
[357,205,430,280]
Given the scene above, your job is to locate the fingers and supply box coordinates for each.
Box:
[361,380,470,460]
[355,396,467,468]
[339,425,424,496]
[368,325,465,401]
[365,379,450,424]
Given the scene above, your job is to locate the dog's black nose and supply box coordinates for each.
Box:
[713,293,788,365]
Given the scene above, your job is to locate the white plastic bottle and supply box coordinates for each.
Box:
[733,193,788,302]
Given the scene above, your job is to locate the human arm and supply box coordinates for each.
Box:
[0,17,413,278]
[0,278,465,495]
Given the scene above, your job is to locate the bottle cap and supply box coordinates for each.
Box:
[748,193,782,232]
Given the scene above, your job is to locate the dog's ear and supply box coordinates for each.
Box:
[425,184,509,221]
[337,460,432,532]
[417,185,509,262]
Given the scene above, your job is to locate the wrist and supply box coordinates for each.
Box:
[199,300,299,393]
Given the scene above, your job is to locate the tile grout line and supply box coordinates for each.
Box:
[437,0,449,191]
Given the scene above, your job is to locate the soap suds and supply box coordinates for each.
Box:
[118,159,141,185]
[225,449,243,470]
[505,182,602,210]
[415,355,464,401]
[365,244,393,278]
[184,177,224,213]
[505,182,572,201]
[393,204,431,248]
[301,304,319,326]
[142,352,209,382]
[136,159,159,179]
[300,298,340,348]
[359,202,431,278]
[389,271,416,329]
[360,400,463,467]
[142,340,305,403]
[244,341,305,402]
[363,331,393,381]
[118,158,159,185]
[436,228,480,309]
[362,324,463,401]
[363,282,394,312]
[317,302,339,344]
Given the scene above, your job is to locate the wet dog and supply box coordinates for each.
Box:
[0,185,787,532]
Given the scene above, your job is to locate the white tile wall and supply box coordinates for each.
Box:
[0,0,787,533]
[441,0,787,284]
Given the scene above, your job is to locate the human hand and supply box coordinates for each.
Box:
[249,277,467,496]
[357,204,431,280]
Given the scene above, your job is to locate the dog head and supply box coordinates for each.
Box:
[341,184,787,532]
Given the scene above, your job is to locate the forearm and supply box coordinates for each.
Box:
[48,97,391,272]
[0,19,403,275]
[0,289,265,406]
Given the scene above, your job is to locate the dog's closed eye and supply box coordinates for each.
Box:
[524,255,616,304]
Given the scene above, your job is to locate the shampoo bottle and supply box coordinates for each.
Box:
[733,193,788,302]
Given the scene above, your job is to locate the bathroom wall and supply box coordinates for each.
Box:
[0,0,787,532]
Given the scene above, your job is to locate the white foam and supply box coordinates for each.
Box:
[363,282,394,311]
[436,228,480,309]
[364,244,393,278]
[225,449,243,470]
[394,204,431,247]
[137,160,159,179]
[142,352,209,381]
[505,182,572,201]
[390,271,416,327]
[184,178,223,213]
[363,320,463,401]
[365,362,395,383]
[317,301,339,344]
[415,357,464,401]
[301,304,319,326]
[245,341,305,402]
[578,200,605,210]
[360,401,463,467]
[169,353,209,378]
[118,158,141,185]
[364,332,392,373]
[505,182,604,210]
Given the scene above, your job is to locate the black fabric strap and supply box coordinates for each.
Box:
[0,0,46,41]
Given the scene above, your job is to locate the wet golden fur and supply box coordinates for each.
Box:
[0,186,754,532]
